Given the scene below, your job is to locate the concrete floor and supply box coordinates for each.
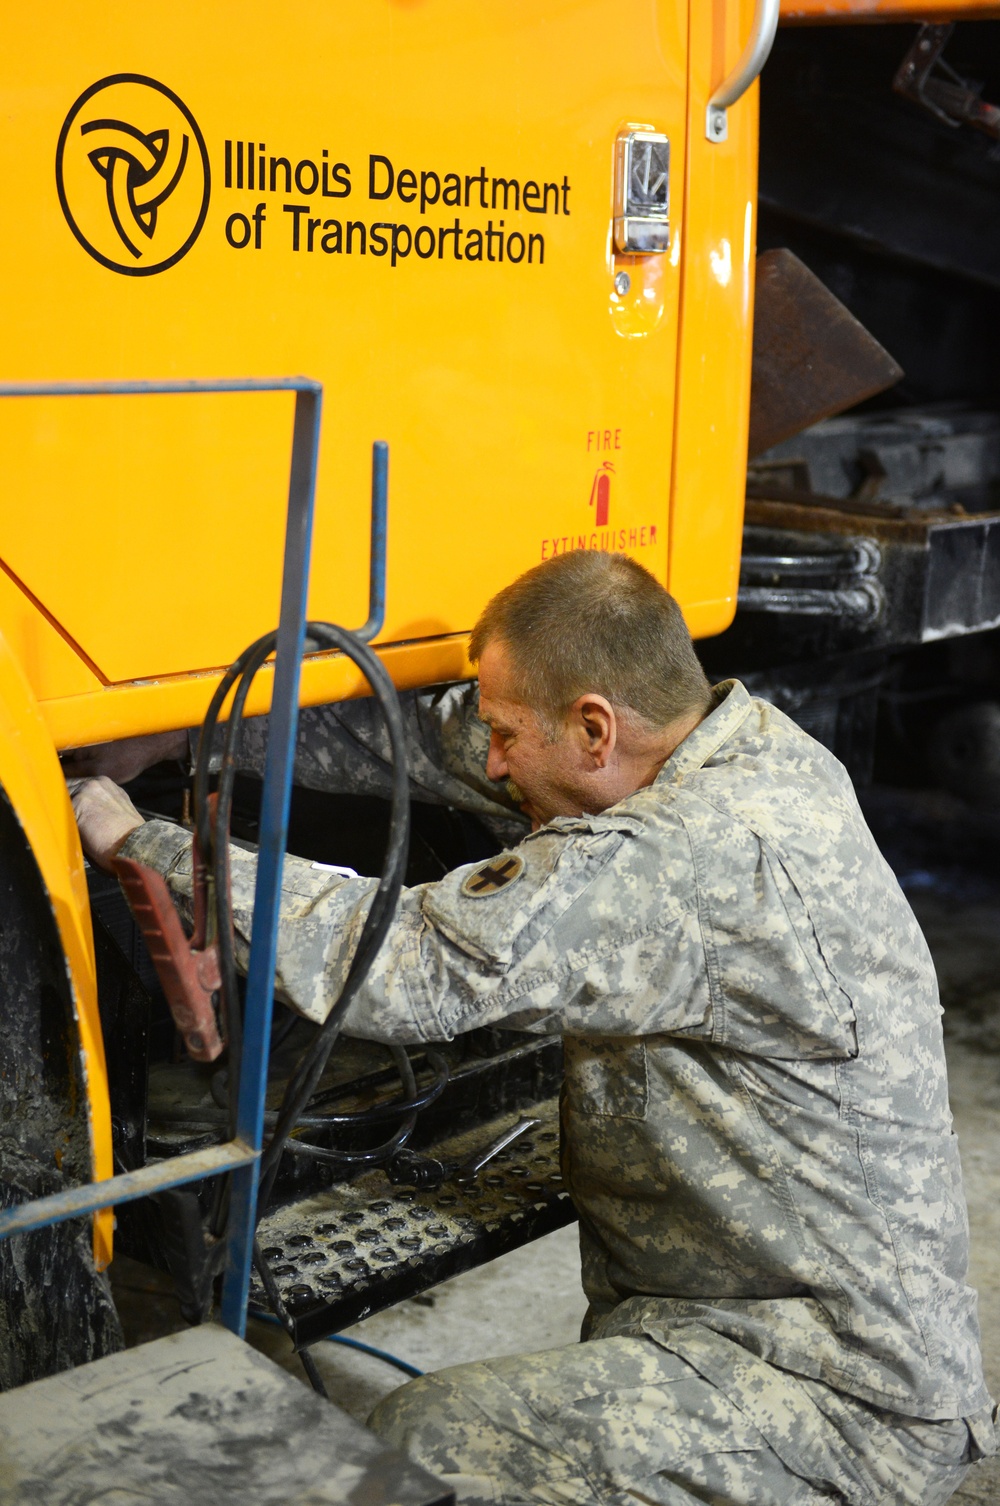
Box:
[109,787,1000,1501]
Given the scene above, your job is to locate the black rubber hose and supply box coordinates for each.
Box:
[200,634,279,1239]
[297,1048,449,1126]
[209,1046,448,1130]
[190,618,412,1213]
[190,615,417,1275]
[213,633,281,1125]
[195,623,408,1082]
[189,629,276,1144]
[256,620,411,1210]
[302,1049,442,1108]
[253,1238,328,1397]
[285,1044,418,1166]
[192,629,276,862]
[285,1119,412,1166]
[269,1007,300,1053]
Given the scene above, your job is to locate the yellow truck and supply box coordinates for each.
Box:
[0,0,998,1426]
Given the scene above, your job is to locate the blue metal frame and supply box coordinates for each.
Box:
[0,377,389,1340]
[358,440,389,644]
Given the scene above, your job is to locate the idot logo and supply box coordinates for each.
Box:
[56,74,210,275]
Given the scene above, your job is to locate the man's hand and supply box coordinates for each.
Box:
[67,776,144,872]
[60,729,189,784]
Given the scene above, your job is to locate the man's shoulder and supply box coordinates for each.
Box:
[666,696,859,828]
[620,694,895,905]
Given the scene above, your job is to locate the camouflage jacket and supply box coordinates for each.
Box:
[204,683,529,847]
[124,680,989,1421]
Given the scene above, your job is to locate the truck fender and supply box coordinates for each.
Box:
[0,627,113,1267]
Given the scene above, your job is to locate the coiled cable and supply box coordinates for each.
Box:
[190,618,439,1255]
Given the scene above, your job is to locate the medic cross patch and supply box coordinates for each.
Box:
[461,854,525,898]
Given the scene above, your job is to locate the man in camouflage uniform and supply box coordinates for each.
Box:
[71,552,994,1505]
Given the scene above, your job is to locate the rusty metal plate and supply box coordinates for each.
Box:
[748,248,903,458]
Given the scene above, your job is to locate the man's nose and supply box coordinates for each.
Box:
[486,731,508,782]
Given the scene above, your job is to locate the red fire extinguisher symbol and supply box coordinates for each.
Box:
[588,461,614,527]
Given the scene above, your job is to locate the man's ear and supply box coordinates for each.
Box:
[571,693,617,767]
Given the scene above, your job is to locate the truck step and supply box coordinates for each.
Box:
[253,1098,575,1347]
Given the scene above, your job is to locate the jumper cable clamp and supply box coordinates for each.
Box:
[113,821,224,1063]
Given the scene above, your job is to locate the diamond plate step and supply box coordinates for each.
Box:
[252,1097,575,1346]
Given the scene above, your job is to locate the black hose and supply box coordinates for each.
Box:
[212,633,279,1123]
[300,1048,449,1126]
[198,633,280,1240]
[285,1044,418,1167]
[270,1006,300,1053]
[192,629,275,861]
[207,1046,448,1131]
[190,616,415,1228]
[255,621,411,1211]
[253,1237,328,1397]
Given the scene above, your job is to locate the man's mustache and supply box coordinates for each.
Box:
[506,778,525,806]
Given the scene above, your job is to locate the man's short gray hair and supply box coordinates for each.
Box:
[469,551,712,730]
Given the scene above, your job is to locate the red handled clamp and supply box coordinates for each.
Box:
[112,820,224,1063]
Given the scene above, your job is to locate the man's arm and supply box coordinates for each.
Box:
[233,684,525,837]
[114,803,703,1045]
[62,684,529,846]
[61,729,188,783]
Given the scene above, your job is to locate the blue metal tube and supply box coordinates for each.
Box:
[218,387,323,1336]
[0,375,321,1320]
[0,1140,257,1241]
[0,375,393,1344]
[356,440,389,643]
[0,378,321,397]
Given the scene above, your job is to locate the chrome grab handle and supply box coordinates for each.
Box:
[706,0,780,142]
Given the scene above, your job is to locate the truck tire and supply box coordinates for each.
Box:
[0,785,122,1389]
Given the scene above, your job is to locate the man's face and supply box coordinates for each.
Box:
[477,640,589,828]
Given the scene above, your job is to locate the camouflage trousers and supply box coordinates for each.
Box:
[369,1330,991,1506]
